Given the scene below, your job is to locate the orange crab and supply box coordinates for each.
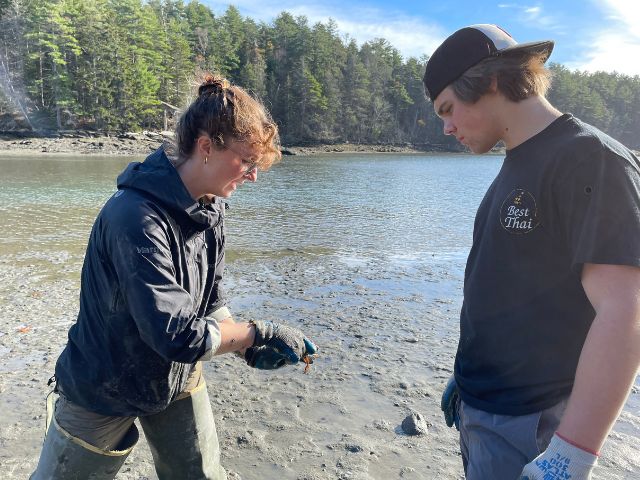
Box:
[301,354,319,374]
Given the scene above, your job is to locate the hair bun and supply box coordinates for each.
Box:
[198,74,230,96]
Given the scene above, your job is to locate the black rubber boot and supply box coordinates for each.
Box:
[139,381,226,480]
[30,415,138,479]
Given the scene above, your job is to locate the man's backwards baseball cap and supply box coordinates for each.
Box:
[423,24,554,102]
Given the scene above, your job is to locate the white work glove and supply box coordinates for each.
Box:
[519,434,598,480]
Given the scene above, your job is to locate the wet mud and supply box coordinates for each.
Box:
[1,249,638,479]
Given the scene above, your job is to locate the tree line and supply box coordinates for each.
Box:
[1,0,640,148]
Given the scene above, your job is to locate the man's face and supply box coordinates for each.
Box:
[433,86,501,154]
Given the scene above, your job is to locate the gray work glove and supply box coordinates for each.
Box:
[441,375,460,430]
[244,320,318,370]
[520,434,598,480]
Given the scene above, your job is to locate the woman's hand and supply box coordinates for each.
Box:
[244,321,318,370]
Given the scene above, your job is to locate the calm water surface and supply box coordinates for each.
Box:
[0,153,502,274]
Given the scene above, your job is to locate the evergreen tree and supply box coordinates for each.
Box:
[306,19,344,140]
[340,39,370,143]
[23,0,82,128]
[184,0,216,70]
[237,18,268,99]
[0,0,33,128]
[0,0,11,17]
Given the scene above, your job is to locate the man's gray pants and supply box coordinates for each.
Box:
[460,398,568,479]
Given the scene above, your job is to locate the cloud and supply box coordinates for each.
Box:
[597,0,640,26]
[496,2,561,30]
[568,33,640,75]
[204,0,446,59]
[330,17,445,59]
[567,0,640,75]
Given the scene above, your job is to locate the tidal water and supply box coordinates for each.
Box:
[0,152,501,276]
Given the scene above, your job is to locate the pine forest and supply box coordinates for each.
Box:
[2,0,640,148]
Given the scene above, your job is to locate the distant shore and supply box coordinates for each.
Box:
[0,130,462,157]
[6,131,637,159]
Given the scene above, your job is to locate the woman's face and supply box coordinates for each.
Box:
[203,139,261,198]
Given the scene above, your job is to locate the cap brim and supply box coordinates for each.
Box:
[499,40,554,63]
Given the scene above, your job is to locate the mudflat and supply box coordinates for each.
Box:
[1,253,639,479]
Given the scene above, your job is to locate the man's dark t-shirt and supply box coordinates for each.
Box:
[455,114,640,416]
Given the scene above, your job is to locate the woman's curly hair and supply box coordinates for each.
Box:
[173,73,281,169]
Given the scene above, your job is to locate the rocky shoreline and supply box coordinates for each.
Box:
[1,130,638,158]
[0,131,170,156]
[0,130,457,157]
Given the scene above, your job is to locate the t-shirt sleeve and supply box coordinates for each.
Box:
[555,144,640,271]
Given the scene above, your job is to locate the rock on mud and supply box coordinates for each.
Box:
[401,412,428,436]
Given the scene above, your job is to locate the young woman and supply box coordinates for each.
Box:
[31,74,317,479]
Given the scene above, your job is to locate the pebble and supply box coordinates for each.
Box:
[401,412,428,436]
[345,444,363,453]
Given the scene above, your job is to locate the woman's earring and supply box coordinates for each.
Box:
[204,156,208,165]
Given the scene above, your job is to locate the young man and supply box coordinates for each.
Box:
[423,25,640,479]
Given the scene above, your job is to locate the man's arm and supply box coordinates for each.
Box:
[557,262,640,452]
[520,263,640,479]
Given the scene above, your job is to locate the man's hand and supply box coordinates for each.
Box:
[245,321,317,370]
[441,375,460,430]
[520,434,598,479]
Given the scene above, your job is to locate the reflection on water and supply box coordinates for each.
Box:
[0,152,501,279]
[0,155,134,282]
[227,153,501,261]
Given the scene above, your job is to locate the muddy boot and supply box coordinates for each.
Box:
[30,415,138,479]
[139,381,226,480]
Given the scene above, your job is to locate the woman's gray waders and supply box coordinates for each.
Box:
[30,415,139,479]
[139,381,227,479]
[30,379,225,479]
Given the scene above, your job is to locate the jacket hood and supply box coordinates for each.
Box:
[117,147,222,231]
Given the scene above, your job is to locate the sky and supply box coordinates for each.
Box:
[202,0,640,76]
